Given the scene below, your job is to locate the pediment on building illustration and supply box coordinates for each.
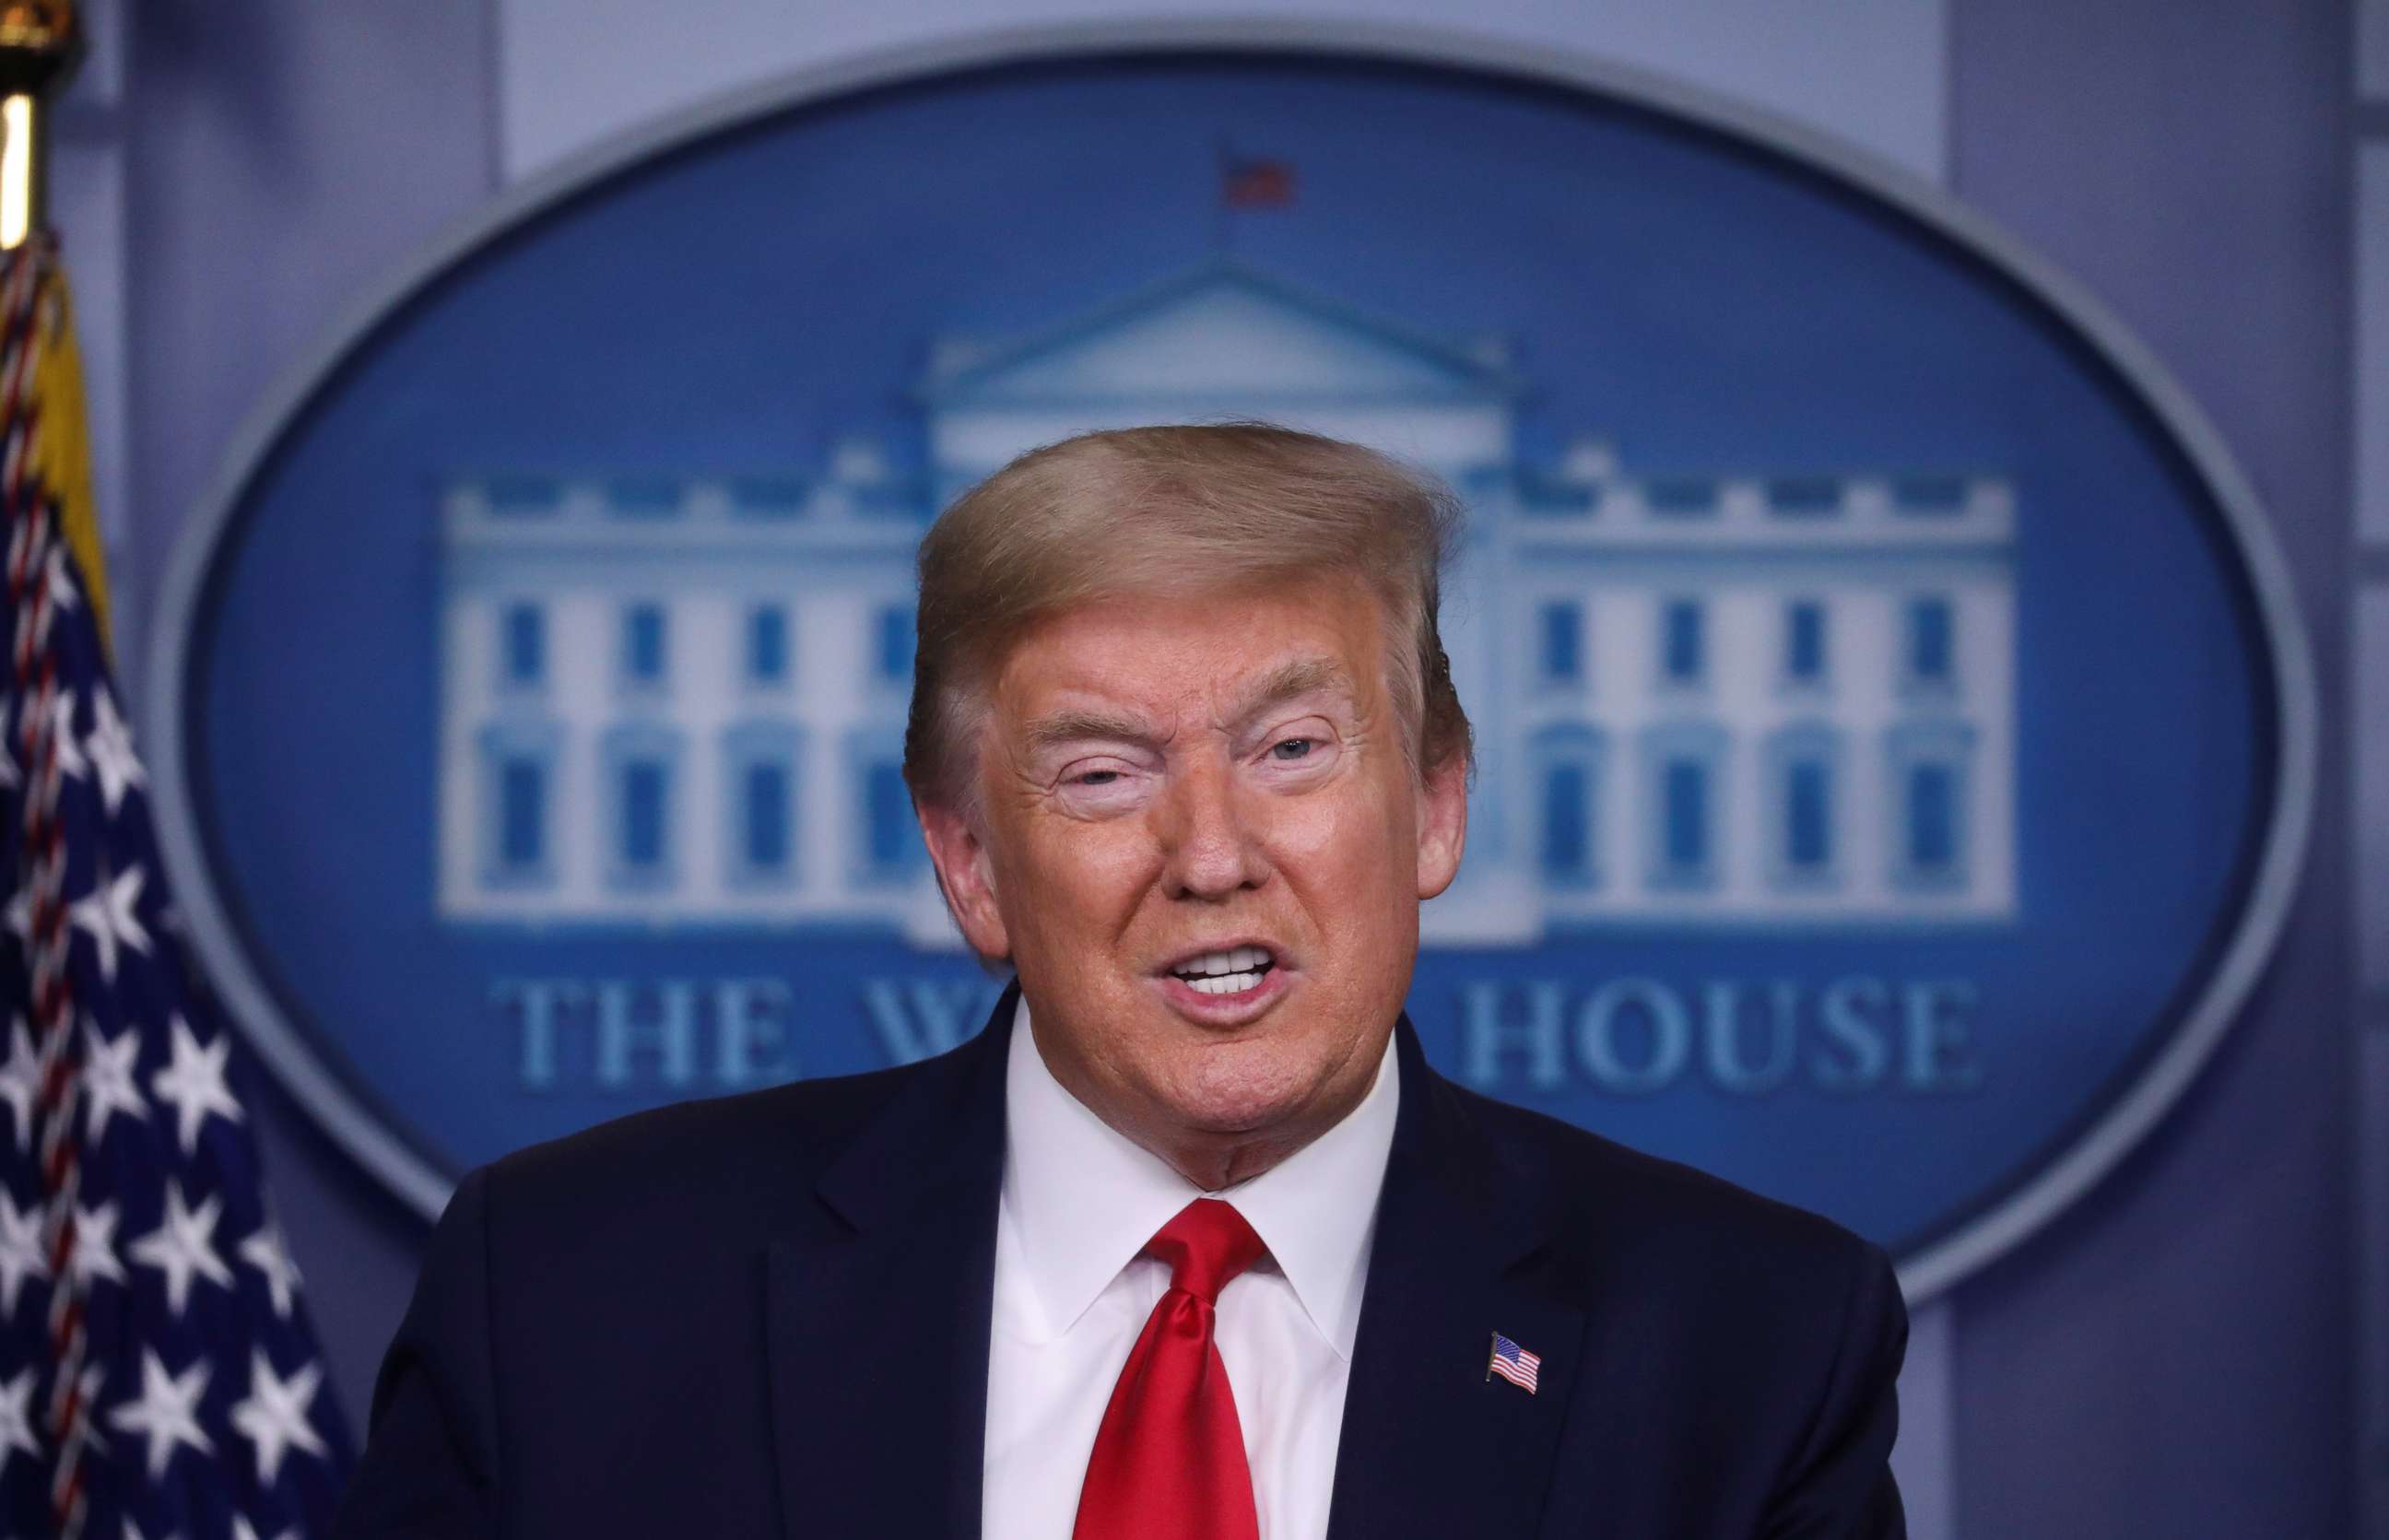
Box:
[920,261,1524,405]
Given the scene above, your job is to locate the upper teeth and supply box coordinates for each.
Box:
[1176,946,1272,978]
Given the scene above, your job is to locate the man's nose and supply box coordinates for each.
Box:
[1157,758,1270,900]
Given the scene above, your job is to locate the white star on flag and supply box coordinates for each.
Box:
[43,686,88,782]
[106,1349,215,1479]
[0,733,18,791]
[86,687,146,817]
[83,1017,149,1143]
[233,1519,297,1540]
[128,1181,234,1317]
[0,1365,39,1479]
[3,886,29,951]
[152,1015,243,1154]
[68,1198,127,1288]
[69,1359,106,1439]
[230,1350,327,1485]
[0,1016,38,1149]
[43,540,78,616]
[70,862,150,984]
[0,1187,49,1313]
[238,1221,303,1321]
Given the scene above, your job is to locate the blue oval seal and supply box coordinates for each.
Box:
[147,25,2314,1300]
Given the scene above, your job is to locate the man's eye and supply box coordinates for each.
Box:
[1270,738,1315,761]
[1073,769,1122,786]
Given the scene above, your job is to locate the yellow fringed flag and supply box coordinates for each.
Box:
[10,232,107,648]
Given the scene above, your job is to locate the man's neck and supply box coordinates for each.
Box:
[1023,1017,1387,1193]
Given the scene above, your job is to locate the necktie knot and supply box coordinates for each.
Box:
[1145,1197,1265,1305]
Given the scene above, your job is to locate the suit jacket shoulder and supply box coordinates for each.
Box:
[1452,1074,1901,1528]
[1465,1076,1893,1298]
[331,1037,1007,1540]
[1321,1052,1908,1538]
[478,1058,915,1248]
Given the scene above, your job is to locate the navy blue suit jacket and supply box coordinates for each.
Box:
[333,983,1907,1537]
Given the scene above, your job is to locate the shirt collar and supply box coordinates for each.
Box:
[1000,994,1399,1360]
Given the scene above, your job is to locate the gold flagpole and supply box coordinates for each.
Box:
[0,0,111,653]
[0,0,82,250]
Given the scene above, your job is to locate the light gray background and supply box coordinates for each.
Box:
[497,0,1948,181]
[75,2,2364,1535]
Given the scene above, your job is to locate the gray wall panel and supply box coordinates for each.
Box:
[123,0,498,1419]
[2366,592,2389,993]
[1949,0,2354,1534]
[2363,147,2389,545]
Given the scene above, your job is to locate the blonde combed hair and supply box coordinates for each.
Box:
[902,423,1473,813]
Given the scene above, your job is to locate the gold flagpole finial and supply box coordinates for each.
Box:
[0,0,76,55]
[0,0,81,250]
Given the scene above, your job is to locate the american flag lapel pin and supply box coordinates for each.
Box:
[1486,1331,1541,1394]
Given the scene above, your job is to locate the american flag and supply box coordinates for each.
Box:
[1219,154,1295,209]
[1487,1332,1540,1394]
[0,236,351,1537]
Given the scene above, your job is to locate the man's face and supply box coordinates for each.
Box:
[920,576,1467,1177]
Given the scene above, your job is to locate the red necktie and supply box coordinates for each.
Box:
[1072,1197,1267,1540]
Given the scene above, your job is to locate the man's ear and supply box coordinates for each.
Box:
[1414,753,1469,901]
[918,798,1013,960]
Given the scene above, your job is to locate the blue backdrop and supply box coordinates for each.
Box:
[171,54,2278,1267]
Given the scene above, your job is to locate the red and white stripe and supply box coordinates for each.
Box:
[2,238,90,1540]
[1489,1344,1541,1393]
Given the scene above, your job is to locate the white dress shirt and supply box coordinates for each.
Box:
[983,999,1400,1540]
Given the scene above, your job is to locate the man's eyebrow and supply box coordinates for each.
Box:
[1019,708,1159,754]
[1227,656,1357,726]
[1018,658,1357,755]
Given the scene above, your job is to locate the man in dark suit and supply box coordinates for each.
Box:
[335,425,1906,1538]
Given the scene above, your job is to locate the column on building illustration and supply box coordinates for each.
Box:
[1526,590,1598,887]
[477,593,560,889]
[603,596,677,889]
[1759,590,1840,891]
[850,589,922,888]
[1888,587,1978,892]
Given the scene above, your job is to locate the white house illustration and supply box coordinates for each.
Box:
[434,262,2016,944]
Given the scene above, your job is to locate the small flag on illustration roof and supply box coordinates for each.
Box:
[1220,153,1296,208]
[0,233,353,1536]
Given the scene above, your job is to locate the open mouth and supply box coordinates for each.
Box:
[1166,945,1278,997]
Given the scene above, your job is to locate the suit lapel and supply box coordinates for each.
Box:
[764,982,1015,1540]
[1326,1020,1591,1540]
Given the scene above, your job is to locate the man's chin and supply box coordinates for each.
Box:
[1152,1045,1336,1141]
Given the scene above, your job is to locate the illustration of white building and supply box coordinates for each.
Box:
[434,262,2015,943]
